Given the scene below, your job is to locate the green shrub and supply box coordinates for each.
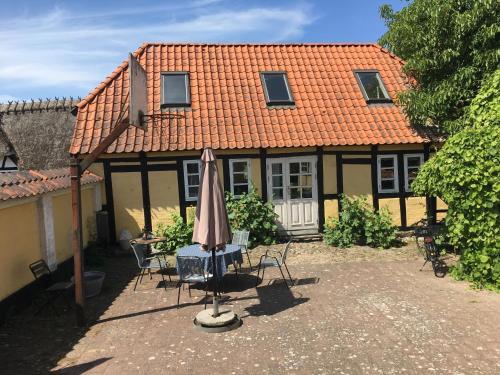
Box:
[225,190,278,248]
[412,71,500,291]
[364,208,398,249]
[323,195,398,249]
[155,213,194,255]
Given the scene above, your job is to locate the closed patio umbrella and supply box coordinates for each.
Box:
[192,148,231,318]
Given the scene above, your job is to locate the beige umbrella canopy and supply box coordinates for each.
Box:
[192,148,231,251]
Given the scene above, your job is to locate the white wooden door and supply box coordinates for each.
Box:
[267,157,318,233]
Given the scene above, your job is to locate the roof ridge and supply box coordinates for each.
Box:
[76,42,149,110]
[372,43,405,66]
[0,97,81,114]
[141,42,379,46]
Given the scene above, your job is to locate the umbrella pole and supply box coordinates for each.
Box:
[211,248,220,317]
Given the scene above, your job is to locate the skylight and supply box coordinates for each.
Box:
[161,72,190,107]
[355,71,391,103]
[261,72,294,105]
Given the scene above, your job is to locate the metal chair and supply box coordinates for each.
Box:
[256,238,293,287]
[176,256,213,308]
[130,240,171,291]
[232,230,251,271]
[29,260,74,315]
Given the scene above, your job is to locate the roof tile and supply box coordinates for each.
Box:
[0,169,102,201]
[70,43,430,155]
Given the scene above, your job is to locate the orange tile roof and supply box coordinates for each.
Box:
[70,43,429,155]
[0,168,102,201]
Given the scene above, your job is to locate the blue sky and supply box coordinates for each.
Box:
[0,0,405,102]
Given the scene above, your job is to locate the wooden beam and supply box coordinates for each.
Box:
[70,158,84,326]
[260,149,267,202]
[80,120,129,172]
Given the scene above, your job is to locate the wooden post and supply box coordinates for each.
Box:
[71,157,85,326]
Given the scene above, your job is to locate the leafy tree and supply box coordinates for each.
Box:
[412,71,500,290]
[379,0,499,133]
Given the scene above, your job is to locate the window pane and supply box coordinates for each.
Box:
[186,162,198,174]
[381,180,394,190]
[163,74,188,103]
[188,186,199,198]
[302,187,312,198]
[407,168,418,180]
[289,175,299,187]
[187,175,199,186]
[233,173,248,184]
[407,157,422,168]
[263,73,292,102]
[233,185,248,196]
[381,169,394,179]
[357,72,389,100]
[272,188,283,200]
[271,163,282,175]
[290,187,300,199]
[301,162,311,173]
[232,161,248,173]
[301,175,312,187]
[289,162,300,174]
[380,158,394,168]
[272,175,283,187]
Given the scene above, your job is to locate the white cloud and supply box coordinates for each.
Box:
[0,94,19,103]
[0,1,314,97]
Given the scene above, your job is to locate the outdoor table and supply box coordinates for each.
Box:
[132,236,167,245]
[176,244,243,281]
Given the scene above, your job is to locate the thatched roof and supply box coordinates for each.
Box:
[0,97,80,170]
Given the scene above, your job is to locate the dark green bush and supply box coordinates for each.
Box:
[323,195,398,249]
[412,71,500,291]
[155,213,194,255]
[225,190,278,248]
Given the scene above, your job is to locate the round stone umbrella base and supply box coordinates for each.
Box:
[194,308,242,333]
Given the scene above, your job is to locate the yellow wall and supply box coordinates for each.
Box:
[0,202,41,301]
[250,159,262,197]
[436,197,448,221]
[323,154,337,194]
[149,170,180,229]
[0,186,97,301]
[111,172,144,237]
[406,197,427,226]
[342,164,372,204]
[324,199,339,220]
[379,198,401,226]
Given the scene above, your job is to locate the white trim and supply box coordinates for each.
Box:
[94,184,102,211]
[37,195,57,270]
[229,159,252,197]
[377,154,399,193]
[183,159,201,201]
[404,153,424,192]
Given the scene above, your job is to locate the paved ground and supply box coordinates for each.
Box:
[1,242,499,374]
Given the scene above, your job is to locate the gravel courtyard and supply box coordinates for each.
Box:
[1,241,498,374]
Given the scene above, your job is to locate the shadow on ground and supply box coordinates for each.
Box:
[0,252,139,375]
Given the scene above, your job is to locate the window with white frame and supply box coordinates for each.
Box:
[377,155,399,193]
[183,160,201,201]
[404,154,424,192]
[229,159,251,197]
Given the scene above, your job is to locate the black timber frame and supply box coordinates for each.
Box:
[98,145,436,242]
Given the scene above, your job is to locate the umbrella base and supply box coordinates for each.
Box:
[194,308,242,333]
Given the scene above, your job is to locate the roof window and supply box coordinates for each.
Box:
[355,71,391,103]
[161,72,190,107]
[261,72,294,105]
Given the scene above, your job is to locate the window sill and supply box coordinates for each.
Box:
[366,99,393,105]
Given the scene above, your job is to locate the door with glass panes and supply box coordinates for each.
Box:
[267,157,318,233]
